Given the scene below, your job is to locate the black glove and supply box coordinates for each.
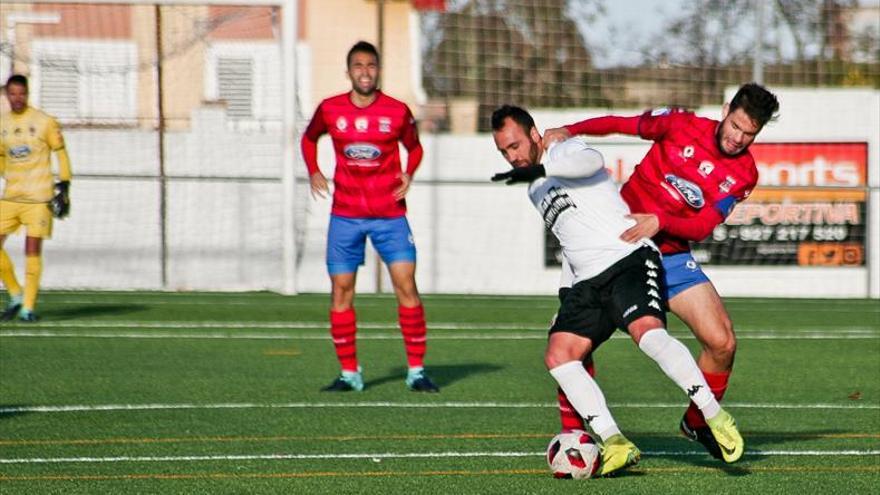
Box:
[491,164,545,184]
[50,181,70,219]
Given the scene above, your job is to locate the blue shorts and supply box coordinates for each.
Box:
[327,215,416,275]
[662,252,710,300]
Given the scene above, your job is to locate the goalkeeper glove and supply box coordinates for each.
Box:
[491,164,545,184]
[50,181,70,219]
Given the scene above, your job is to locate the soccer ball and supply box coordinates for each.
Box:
[546,430,601,479]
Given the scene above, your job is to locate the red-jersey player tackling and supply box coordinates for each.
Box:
[543,83,779,459]
[301,41,438,393]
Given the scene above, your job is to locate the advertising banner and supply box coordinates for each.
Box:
[545,142,868,267]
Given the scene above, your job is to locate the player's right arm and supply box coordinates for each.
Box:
[301,102,329,199]
[543,115,642,148]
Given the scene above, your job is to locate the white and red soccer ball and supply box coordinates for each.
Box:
[546,430,601,479]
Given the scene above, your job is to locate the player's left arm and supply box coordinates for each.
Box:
[395,107,423,200]
[48,118,72,182]
[622,189,748,243]
[47,118,72,218]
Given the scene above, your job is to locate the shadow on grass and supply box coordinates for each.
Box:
[0,404,32,420]
[41,304,149,320]
[364,363,505,390]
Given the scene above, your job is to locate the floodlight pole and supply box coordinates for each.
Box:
[752,0,765,84]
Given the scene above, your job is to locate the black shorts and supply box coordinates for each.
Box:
[550,246,668,348]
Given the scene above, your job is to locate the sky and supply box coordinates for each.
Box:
[577,0,880,68]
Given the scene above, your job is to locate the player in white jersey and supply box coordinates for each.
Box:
[490,105,745,475]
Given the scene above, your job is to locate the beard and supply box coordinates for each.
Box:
[716,125,744,157]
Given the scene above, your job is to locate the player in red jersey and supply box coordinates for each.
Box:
[543,83,779,458]
[301,41,438,393]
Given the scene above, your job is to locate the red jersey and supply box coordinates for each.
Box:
[565,109,757,254]
[301,91,423,218]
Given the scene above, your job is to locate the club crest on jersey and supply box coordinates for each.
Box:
[344,143,381,161]
[379,117,391,133]
[663,174,705,208]
[698,160,715,177]
[719,175,736,193]
[355,117,369,132]
[335,117,348,131]
[682,145,695,159]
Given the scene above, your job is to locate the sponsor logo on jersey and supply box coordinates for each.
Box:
[647,288,660,299]
[648,300,661,311]
[645,259,658,269]
[663,174,705,209]
[379,117,391,133]
[344,143,381,161]
[647,269,658,278]
[336,117,348,131]
[622,304,638,318]
[646,278,659,289]
[698,160,714,177]
[719,175,736,193]
[540,186,576,230]
[9,145,30,159]
[682,145,695,159]
[651,107,671,116]
[355,117,368,132]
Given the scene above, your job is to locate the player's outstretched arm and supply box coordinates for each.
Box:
[542,127,571,148]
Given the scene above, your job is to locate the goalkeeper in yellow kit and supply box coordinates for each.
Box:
[0,75,72,322]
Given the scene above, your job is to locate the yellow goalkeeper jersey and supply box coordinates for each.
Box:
[0,106,71,203]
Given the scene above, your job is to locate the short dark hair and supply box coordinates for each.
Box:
[5,74,28,90]
[347,41,380,68]
[729,83,779,128]
[491,104,535,133]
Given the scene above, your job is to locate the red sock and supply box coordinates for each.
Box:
[398,304,427,368]
[684,370,730,428]
[330,308,358,372]
[557,357,596,432]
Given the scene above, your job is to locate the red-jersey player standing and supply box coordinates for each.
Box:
[543,83,779,459]
[301,41,438,393]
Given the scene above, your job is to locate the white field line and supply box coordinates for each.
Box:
[2,320,879,333]
[1,401,877,415]
[1,449,878,464]
[1,329,877,341]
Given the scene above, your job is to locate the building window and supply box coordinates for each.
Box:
[38,57,79,119]
[217,57,254,120]
[31,40,137,124]
[205,42,281,129]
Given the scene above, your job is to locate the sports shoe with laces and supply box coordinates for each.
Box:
[1,295,23,322]
[597,433,640,476]
[405,368,439,393]
[17,309,39,323]
[705,408,744,463]
[680,415,723,460]
[321,370,364,392]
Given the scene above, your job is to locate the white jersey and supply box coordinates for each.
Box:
[527,139,655,284]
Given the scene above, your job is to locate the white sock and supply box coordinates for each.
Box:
[549,361,621,441]
[638,329,720,419]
